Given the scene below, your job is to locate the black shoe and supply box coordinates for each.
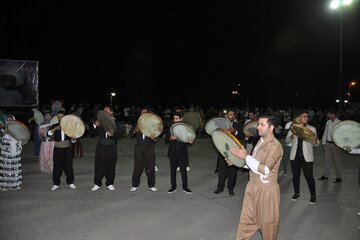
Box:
[310,196,316,204]
[333,178,342,183]
[168,187,177,193]
[183,188,192,194]
[318,176,328,180]
[229,189,234,196]
[214,188,224,194]
[291,193,300,201]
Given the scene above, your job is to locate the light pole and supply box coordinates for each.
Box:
[329,0,353,113]
[110,92,116,106]
[349,81,356,103]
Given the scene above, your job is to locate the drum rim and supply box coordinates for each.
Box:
[34,110,44,124]
[331,120,360,148]
[290,124,317,142]
[97,110,116,133]
[6,120,31,141]
[138,112,163,138]
[205,117,230,135]
[243,120,258,135]
[212,128,245,167]
[182,112,202,130]
[60,114,85,138]
[170,122,196,142]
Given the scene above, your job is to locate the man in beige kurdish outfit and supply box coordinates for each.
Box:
[228,115,283,240]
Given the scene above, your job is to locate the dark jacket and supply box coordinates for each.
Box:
[165,122,189,159]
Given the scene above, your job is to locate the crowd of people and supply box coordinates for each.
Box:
[1,101,359,239]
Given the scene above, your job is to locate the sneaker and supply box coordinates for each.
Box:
[68,184,76,189]
[318,176,328,180]
[176,167,180,172]
[149,187,158,192]
[51,185,59,191]
[107,185,115,191]
[310,196,316,204]
[291,193,300,201]
[168,188,177,193]
[333,178,342,183]
[91,185,101,191]
[186,166,190,171]
[130,187,138,192]
[155,165,159,172]
[183,188,192,194]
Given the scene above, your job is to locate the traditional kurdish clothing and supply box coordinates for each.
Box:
[237,135,283,240]
[38,123,54,173]
[0,134,23,191]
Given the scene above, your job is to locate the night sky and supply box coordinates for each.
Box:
[1,0,360,109]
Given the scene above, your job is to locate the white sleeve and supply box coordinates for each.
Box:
[245,155,270,175]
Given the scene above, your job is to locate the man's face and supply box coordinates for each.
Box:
[327,112,335,120]
[299,113,308,125]
[173,115,182,123]
[227,111,236,121]
[44,113,51,121]
[57,113,64,121]
[257,118,273,138]
[249,112,255,121]
[104,107,113,116]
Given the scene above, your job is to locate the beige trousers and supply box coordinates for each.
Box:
[236,182,280,240]
[323,142,342,179]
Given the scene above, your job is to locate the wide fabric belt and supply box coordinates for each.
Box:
[54,140,70,148]
[98,137,116,145]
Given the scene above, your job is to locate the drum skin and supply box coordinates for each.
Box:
[50,116,59,126]
[205,117,230,135]
[60,114,85,139]
[331,120,360,149]
[243,120,258,137]
[170,122,196,143]
[290,124,317,143]
[182,112,203,131]
[137,113,163,138]
[97,110,116,134]
[6,120,31,141]
[34,110,44,125]
[211,128,245,167]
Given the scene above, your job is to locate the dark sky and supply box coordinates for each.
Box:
[1,0,360,109]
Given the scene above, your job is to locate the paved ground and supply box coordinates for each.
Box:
[0,136,359,240]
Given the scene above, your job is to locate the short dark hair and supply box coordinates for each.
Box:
[297,109,309,116]
[57,110,65,115]
[173,112,183,118]
[258,115,277,128]
[327,108,337,116]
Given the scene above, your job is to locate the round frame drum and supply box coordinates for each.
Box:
[170,122,196,143]
[6,120,31,141]
[137,113,164,138]
[60,114,85,139]
[97,110,116,134]
[211,128,245,167]
[331,120,360,149]
[243,120,258,137]
[34,110,44,125]
[290,124,317,143]
[182,112,203,131]
[50,116,59,126]
[205,117,231,135]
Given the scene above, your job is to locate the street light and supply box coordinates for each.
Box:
[110,92,116,106]
[329,0,353,113]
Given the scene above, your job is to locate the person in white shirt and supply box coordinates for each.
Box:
[279,120,293,176]
[318,109,342,183]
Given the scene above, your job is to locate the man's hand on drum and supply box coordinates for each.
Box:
[310,139,317,145]
[188,138,194,144]
[230,147,248,159]
[95,120,100,127]
[224,158,233,166]
[170,135,177,140]
[106,131,113,137]
[343,146,352,152]
[229,127,236,134]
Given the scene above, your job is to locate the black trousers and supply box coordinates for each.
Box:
[94,144,117,186]
[52,147,74,186]
[217,154,237,190]
[169,153,188,189]
[132,144,156,188]
[290,156,316,196]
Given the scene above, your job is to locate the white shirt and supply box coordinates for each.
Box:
[284,121,293,147]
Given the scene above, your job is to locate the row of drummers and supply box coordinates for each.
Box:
[137,111,360,168]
